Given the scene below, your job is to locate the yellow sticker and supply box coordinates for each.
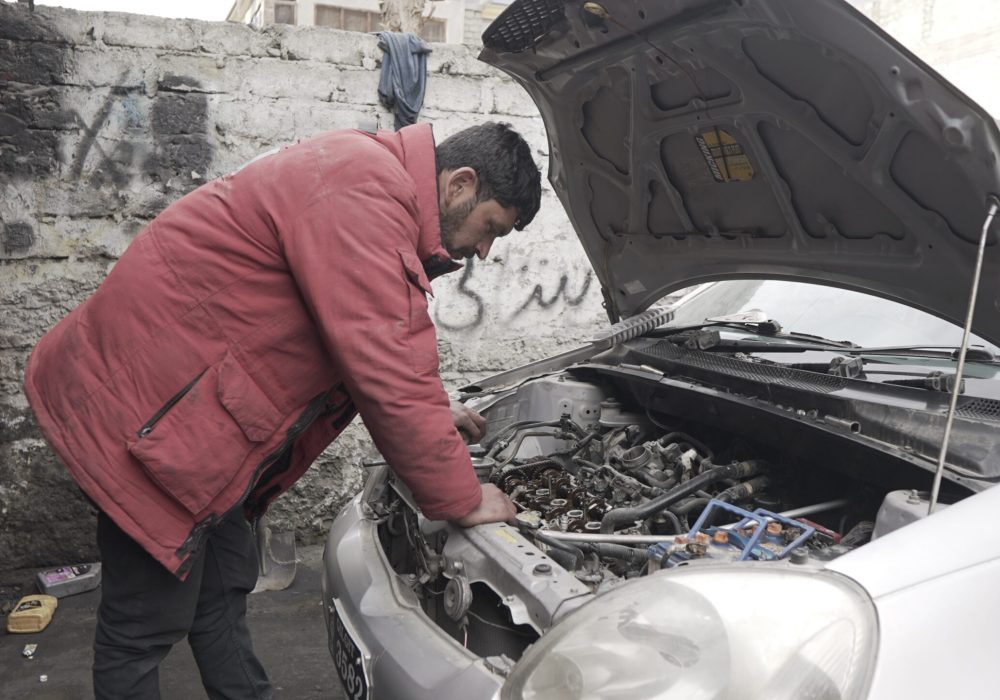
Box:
[694,128,755,183]
[494,528,519,545]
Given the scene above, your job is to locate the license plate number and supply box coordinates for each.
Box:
[331,603,369,700]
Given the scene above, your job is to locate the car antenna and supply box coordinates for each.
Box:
[929,196,1000,515]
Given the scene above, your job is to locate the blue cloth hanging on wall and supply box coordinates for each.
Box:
[375,32,431,130]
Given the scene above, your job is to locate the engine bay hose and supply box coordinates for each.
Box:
[518,522,585,569]
[585,542,649,563]
[599,460,766,533]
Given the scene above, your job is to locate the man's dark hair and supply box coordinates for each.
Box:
[435,122,541,231]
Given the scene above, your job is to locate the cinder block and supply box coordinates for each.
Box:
[197,20,274,57]
[0,352,30,403]
[332,69,382,106]
[66,46,192,90]
[0,4,71,43]
[491,80,540,117]
[98,12,201,51]
[426,43,497,77]
[279,24,375,66]
[424,75,485,113]
[291,102,385,139]
[240,59,346,101]
[0,259,107,349]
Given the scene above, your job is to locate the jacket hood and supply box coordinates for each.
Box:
[479,0,1000,345]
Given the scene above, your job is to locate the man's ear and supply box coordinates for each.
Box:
[442,167,479,206]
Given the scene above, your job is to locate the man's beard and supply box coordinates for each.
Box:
[439,197,477,260]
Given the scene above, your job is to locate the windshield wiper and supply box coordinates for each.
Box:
[882,371,965,393]
[853,345,996,362]
[650,320,858,350]
[662,333,997,364]
[654,327,856,351]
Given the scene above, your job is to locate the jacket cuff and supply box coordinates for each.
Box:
[419,483,483,522]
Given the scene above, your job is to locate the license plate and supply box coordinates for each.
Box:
[330,600,369,700]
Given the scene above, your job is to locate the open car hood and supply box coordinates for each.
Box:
[479,0,1000,345]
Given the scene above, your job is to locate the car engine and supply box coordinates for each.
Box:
[370,369,963,669]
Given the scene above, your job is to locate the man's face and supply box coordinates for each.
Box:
[438,168,519,261]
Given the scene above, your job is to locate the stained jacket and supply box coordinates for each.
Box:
[24,124,482,578]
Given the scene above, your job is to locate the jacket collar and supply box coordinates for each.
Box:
[397,123,463,281]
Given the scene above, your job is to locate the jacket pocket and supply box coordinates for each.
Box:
[127,353,283,516]
[398,249,434,296]
[397,249,438,374]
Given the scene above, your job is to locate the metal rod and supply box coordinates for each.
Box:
[539,498,850,544]
[542,531,679,544]
[776,499,851,520]
[929,198,999,515]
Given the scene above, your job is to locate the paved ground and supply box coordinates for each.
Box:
[0,545,346,699]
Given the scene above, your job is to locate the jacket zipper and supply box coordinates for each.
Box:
[136,370,207,438]
[244,392,345,515]
[174,389,333,563]
[243,393,355,521]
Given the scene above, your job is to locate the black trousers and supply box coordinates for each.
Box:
[93,509,273,699]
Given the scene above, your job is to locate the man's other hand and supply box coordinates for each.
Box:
[452,484,517,527]
[450,400,487,443]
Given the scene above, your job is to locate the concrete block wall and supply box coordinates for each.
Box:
[0,3,606,569]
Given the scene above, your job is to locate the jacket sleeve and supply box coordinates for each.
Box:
[277,144,482,521]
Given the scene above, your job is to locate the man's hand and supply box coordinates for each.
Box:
[452,484,517,527]
[450,399,487,443]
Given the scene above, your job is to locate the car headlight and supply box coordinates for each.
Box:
[502,565,877,700]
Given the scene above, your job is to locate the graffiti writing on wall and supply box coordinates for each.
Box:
[434,256,596,331]
[516,271,593,313]
[434,261,485,332]
[69,74,214,192]
[0,7,216,258]
[0,7,215,194]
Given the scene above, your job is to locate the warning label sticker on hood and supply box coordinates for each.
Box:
[695,128,755,183]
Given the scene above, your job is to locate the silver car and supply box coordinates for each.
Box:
[323,0,1000,698]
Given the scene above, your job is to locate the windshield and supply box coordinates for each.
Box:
[665,280,1000,353]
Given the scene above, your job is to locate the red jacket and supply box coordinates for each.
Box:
[24,124,482,577]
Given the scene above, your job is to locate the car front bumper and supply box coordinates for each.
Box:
[321,494,503,700]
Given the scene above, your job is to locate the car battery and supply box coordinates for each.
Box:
[36,563,101,598]
[6,594,58,633]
